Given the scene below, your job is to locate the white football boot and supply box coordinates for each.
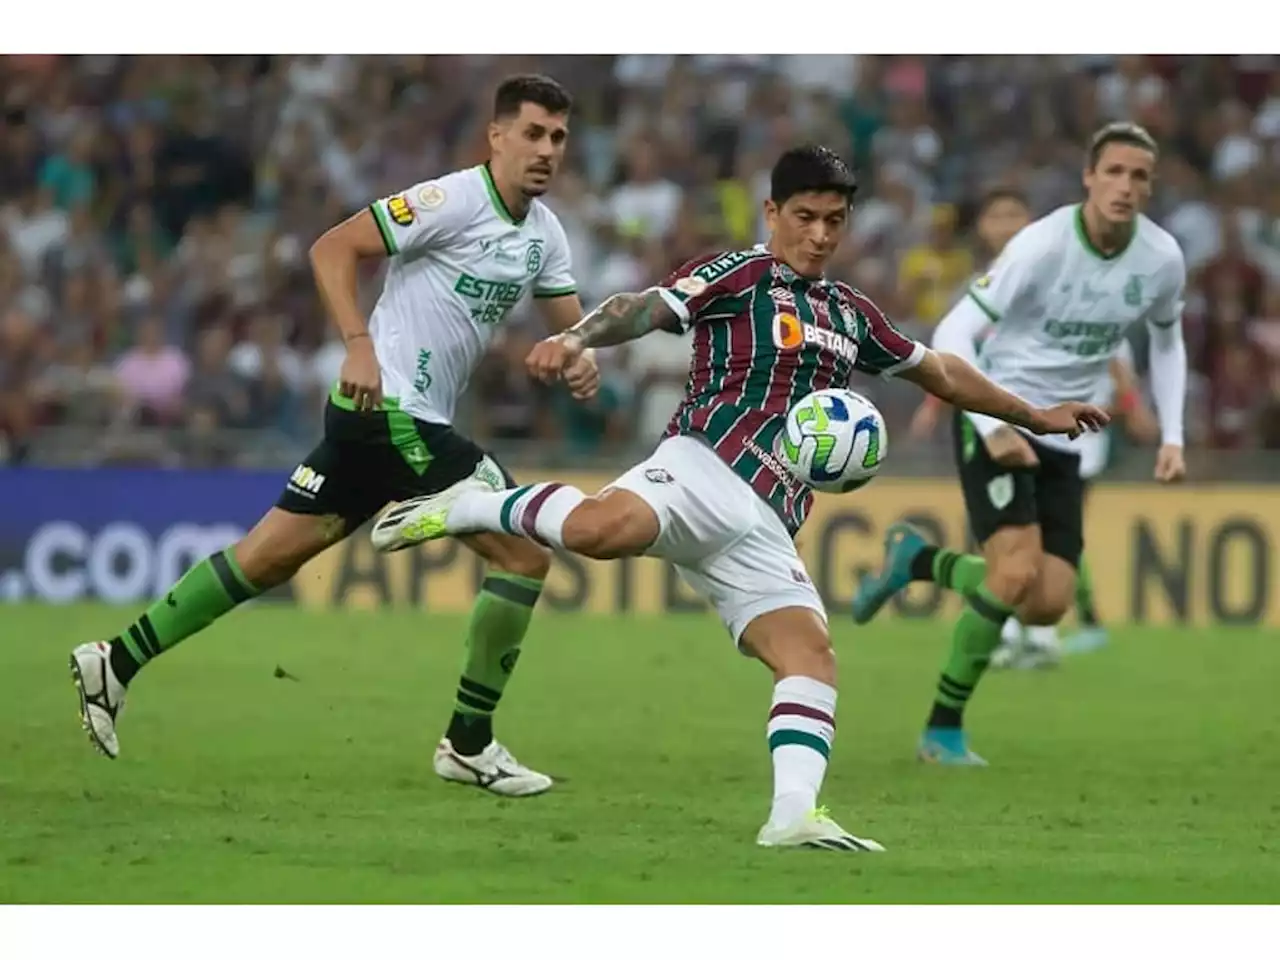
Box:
[69,641,126,759]
[757,807,885,852]
[371,478,491,553]
[433,738,553,797]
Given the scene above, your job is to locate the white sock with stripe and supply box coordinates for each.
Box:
[767,675,837,828]
[447,482,586,549]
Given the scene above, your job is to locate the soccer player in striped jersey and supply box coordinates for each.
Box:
[371,145,1107,852]
[69,75,599,796]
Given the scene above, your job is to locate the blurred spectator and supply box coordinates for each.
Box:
[896,203,973,325]
[185,324,249,428]
[37,127,96,211]
[114,316,190,424]
[608,141,682,242]
[471,329,553,446]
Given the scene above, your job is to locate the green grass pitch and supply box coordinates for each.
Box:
[2,603,1278,903]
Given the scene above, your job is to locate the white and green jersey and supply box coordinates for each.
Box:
[936,203,1187,454]
[364,164,577,424]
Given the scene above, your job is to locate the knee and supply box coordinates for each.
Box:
[1019,574,1075,626]
[490,538,552,581]
[985,553,1042,609]
[776,637,837,686]
[561,495,655,560]
[742,609,836,686]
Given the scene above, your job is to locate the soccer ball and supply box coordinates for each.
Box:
[776,388,887,493]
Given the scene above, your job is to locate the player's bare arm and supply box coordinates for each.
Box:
[525,288,677,384]
[899,349,1110,440]
[534,292,600,401]
[309,209,387,411]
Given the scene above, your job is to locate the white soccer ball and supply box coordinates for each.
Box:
[776,388,887,493]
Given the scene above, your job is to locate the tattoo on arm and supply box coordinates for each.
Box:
[568,289,679,347]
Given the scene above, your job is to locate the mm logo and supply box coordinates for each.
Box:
[387,194,415,227]
[289,465,326,496]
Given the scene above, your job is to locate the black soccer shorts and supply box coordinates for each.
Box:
[951,410,1084,568]
[275,391,516,530]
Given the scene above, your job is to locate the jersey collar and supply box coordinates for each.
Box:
[1074,203,1135,261]
[480,163,527,227]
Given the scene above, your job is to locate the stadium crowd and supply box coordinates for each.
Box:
[2,54,1279,469]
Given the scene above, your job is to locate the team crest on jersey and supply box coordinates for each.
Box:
[1123,275,1143,306]
[674,275,709,297]
[387,194,415,226]
[526,239,544,275]
[418,184,446,210]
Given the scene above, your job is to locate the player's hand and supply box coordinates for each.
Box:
[563,347,600,401]
[1027,402,1110,439]
[983,426,1040,468]
[339,335,383,412]
[525,331,584,385]
[1153,444,1186,483]
[908,400,944,442]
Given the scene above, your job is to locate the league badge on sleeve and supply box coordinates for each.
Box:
[675,275,709,297]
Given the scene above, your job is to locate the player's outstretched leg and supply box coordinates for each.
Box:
[744,608,884,853]
[1063,554,1108,656]
[372,478,657,560]
[851,521,986,624]
[434,533,554,797]
[70,509,346,759]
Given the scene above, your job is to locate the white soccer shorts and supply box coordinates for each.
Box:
[605,435,827,644]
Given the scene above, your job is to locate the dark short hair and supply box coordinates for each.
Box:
[978,186,1030,215]
[770,145,857,208]
[493,74,573,121]
[1088,121,1158,169]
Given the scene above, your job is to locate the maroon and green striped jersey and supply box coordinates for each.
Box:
[653,246,925,536]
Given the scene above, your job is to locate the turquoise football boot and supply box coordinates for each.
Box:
[851,522,929,624]
[918,727,989,766]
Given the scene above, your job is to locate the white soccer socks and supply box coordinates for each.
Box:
[449,482,586,550]
[766,676,837,828]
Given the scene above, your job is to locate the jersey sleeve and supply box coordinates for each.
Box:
[965,224,1045,323]
[654,250,769,333]
[1144,244,1188,330]
[838,283,927,379]
[368,178,472,256]
[533,212,577,299]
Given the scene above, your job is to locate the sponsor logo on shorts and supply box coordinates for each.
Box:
[644,468,675,485]
[387,194,415,226]
[790,568,812,586]
[288,465,326,498]
[974,273,992,289]
[473,457,507,491]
